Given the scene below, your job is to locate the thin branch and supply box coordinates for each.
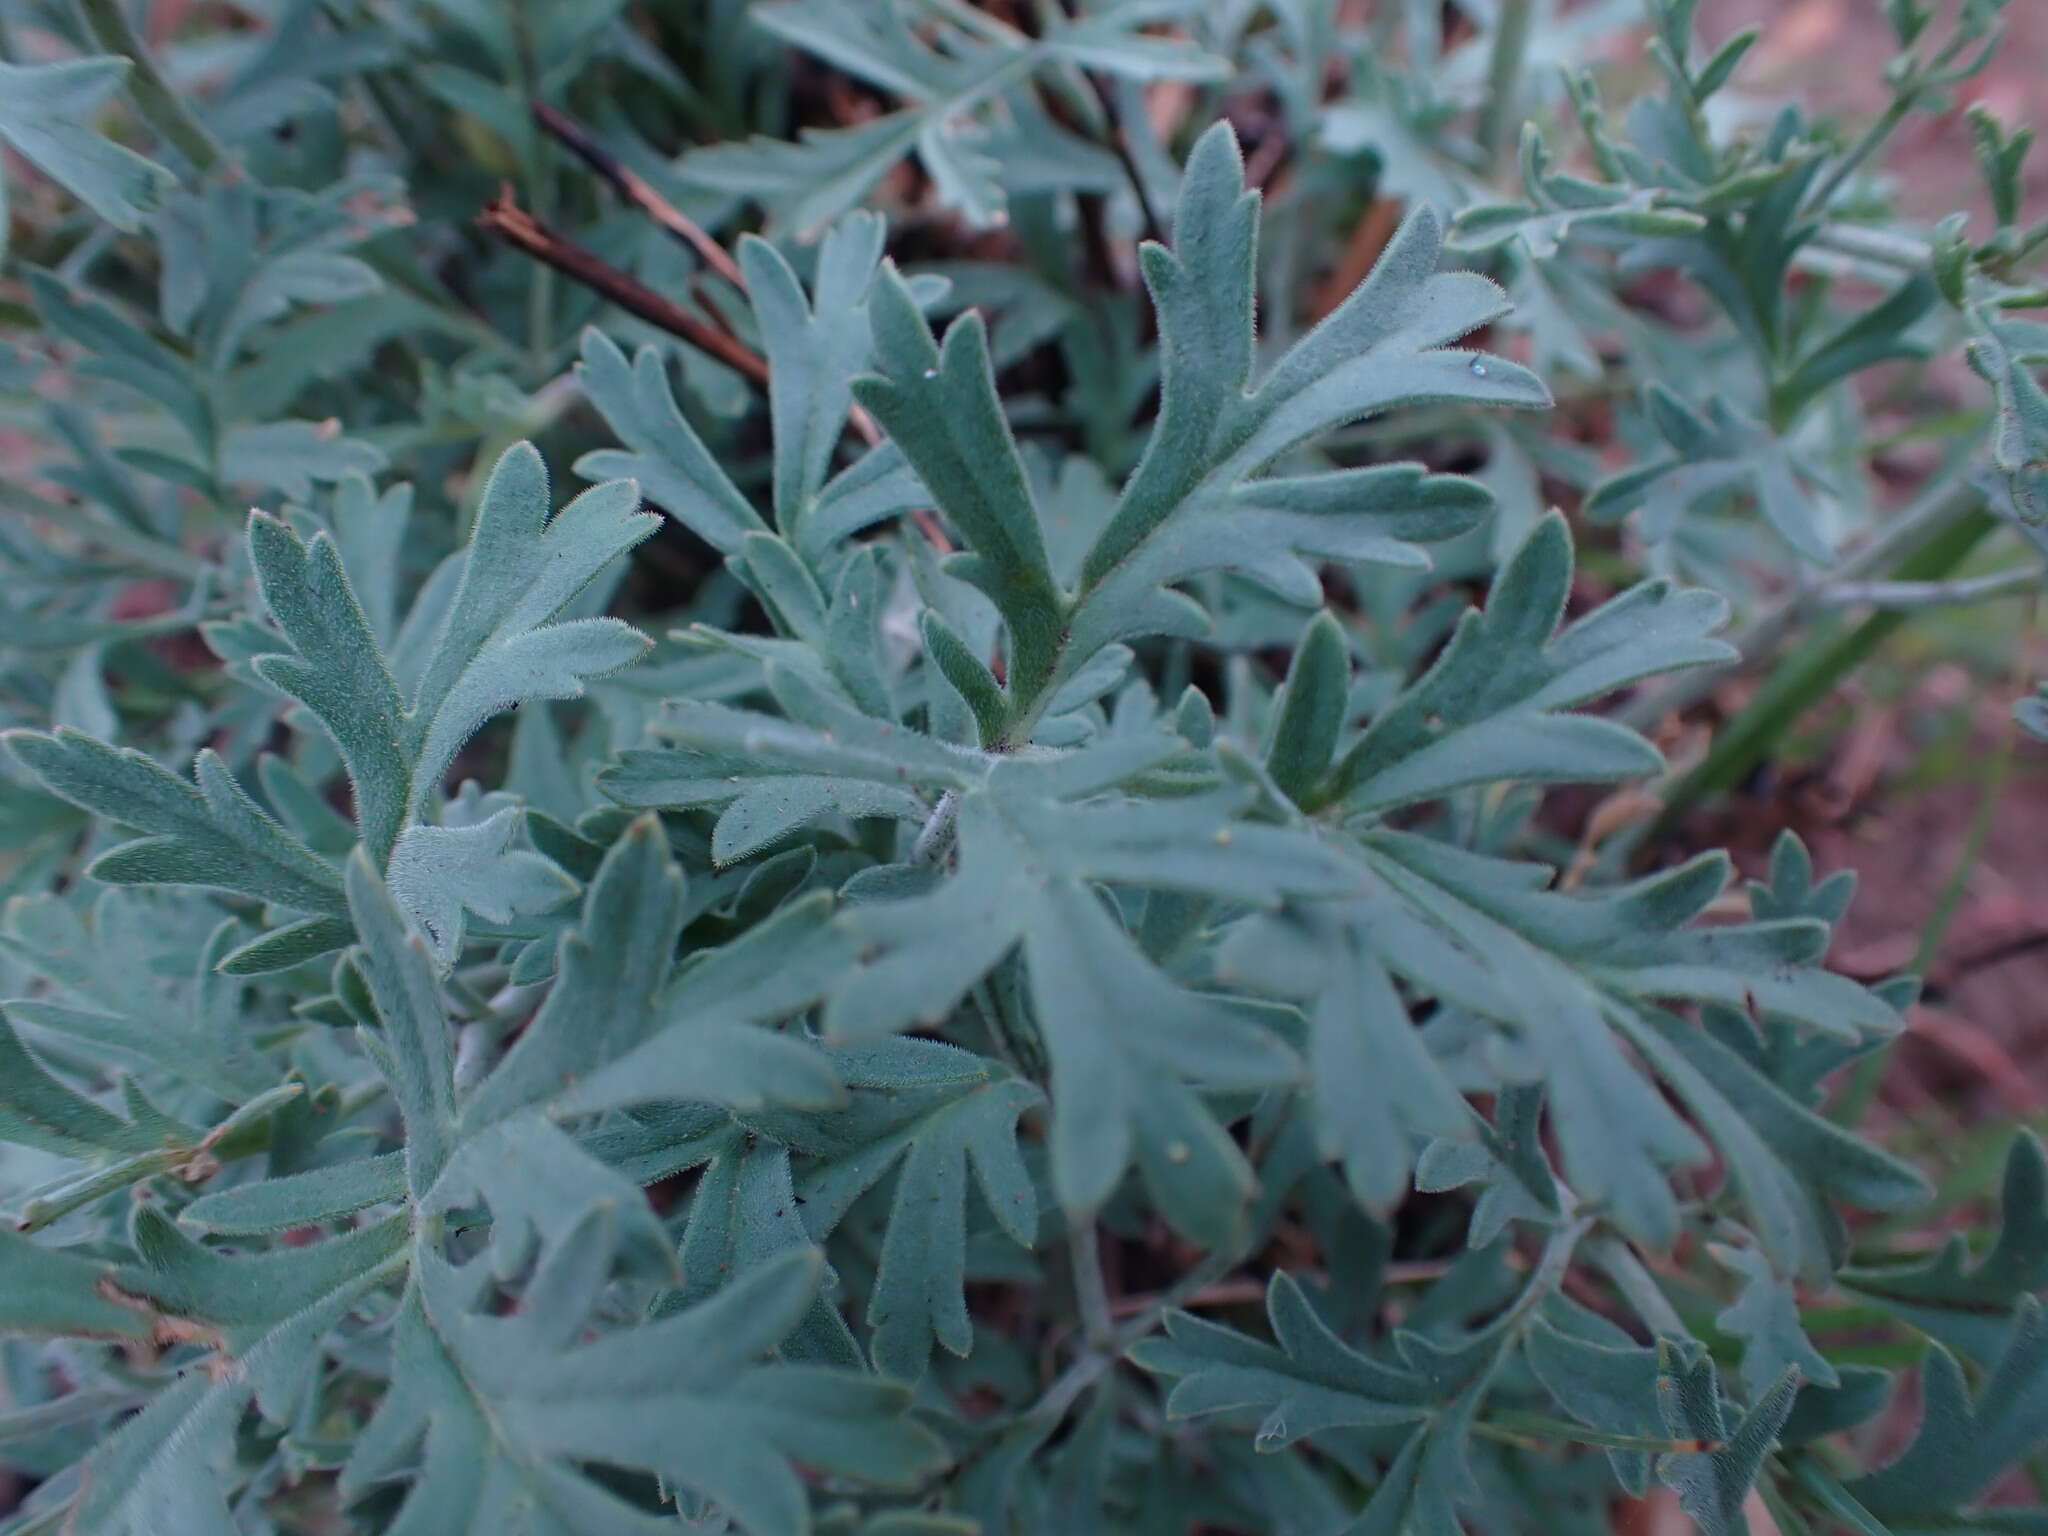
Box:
[1046,0,1163,247]
[1619,475,1983,732]
[1908,1003,2041,1115]
[1082,73,1165,248]
[529,101,746,291]
[1806,222,1934,273]
[475,186,769,384]
[1477,0,1535,165]
[1911,590,2036,983]
[1475,1410,1719,1457]
[1070,1219,1116,1348]
[1817,564,2040,610]
[1028,1243,1248,1426]
[690,280,747,343]
[1585,1235,1689,1339]
[495,132,889,454]
[481,174,942,546]
[1804,100,1912,216]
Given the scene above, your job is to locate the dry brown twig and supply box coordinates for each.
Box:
[484,113,948,544]
[477,186,769,383]
[530,100,747,290]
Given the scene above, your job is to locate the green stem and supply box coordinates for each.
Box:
[1912,593,2036,977]
[1497,1192,1593,1338]
[354,250,524,358]
[455,370,579,538]
[1788,1458,1885,1536]
[1830,588,2039,1128]
[1477,0,1535,165]
[1819,565,2041,611]
[1647,504,1996,837]
[1758,1473,1822,1536]
[71,0,224,173]
[511,0,554,363]
[1070,1219,1116,1348]
[1476,1410,1711,1456]
[1807,222,1935,273]
[1028,1243,1245,1425]
[1805,98,1911,215]
[1620,476,1983,734]
[1587,1235,1689,1339]
[13,1149,178,1233]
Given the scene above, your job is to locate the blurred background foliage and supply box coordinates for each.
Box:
[3,0,2048,1527]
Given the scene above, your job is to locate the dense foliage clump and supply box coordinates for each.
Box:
[1,0,2045,1531]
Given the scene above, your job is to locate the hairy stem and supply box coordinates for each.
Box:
[910,789,961,865]
[1477,0,1535,165]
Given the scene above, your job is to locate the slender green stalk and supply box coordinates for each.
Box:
[1477,1410,1715,1456]
[510,0,555,363]
[14,1148,179,1233]
[1790,1458,1892,1535]
[1070,1219,1116,1348]
[1805,100,1911,214]
[1758,1474,1822,1536]
[1620,476,1984,734]
[1820,564,2041,611]
[455,371,580,537]
[70,0,224,173]
[1587,1235,1688,1339]
[1808,222,1935,273]
[1028,1243,1247,1425]
[1915,612,2036,975]
[356,252,523,357]
[1833,551,2028,1134]
[1647,506,1996,838]
[1496,1192,1593,1339]
[1477,0,1535,165]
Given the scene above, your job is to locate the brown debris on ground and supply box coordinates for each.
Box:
[1688,671,2048,1124]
